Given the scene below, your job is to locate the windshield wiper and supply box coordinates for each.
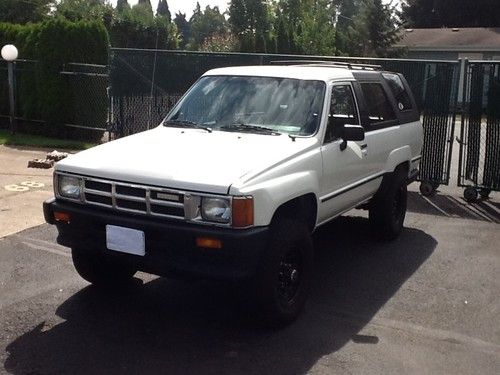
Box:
[163,119,212,133]
[220,123,281,135]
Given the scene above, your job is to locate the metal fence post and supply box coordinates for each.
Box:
[7,61,17,134]
[2,44,19,134]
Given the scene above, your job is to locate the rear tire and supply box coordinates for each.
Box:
[369,169,408,241]
[253,218,314,328]
[71,248,137,286]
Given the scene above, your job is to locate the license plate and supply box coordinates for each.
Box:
[106,225,145,256]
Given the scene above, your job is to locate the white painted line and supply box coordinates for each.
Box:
[333,310,500,356]
[462,202,495,223]
[483,201,500,215]
[471,203,499,223]
[21,240,71,258]
[421,196,451,217]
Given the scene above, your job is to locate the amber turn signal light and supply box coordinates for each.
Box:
[232,196,254,228]
[54,211,71,223]
[196,237,222,249]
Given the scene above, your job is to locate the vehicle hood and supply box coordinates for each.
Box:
[56,126,318,194]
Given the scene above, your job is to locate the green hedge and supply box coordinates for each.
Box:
[0,19,109,141]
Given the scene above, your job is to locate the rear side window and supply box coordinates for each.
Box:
[382,73,413,111]
[360,83,397,125]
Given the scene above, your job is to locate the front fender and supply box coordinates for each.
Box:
[230,171,320,227]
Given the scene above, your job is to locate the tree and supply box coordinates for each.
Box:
[228,0,272,52]
[174,12,191,49]
[56,0,114,27]
[131,0,154,24]
[116,0,130,13]
[338,0,401,57]
[334,0,361,55]
[293,0,337,55]
[402,0,500,28]
[157,0,171,22]
[274,0,337,55]
[188,5,229,50]
[351,0,401,57]
[200,33,238,52]
[0,0,53,24]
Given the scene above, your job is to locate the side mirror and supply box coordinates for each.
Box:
[342,124,365,142]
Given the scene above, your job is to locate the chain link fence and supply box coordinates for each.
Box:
[1,60,109,142]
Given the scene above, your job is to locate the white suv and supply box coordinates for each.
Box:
[44,63,423,326]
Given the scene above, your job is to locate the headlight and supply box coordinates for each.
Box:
[58,175,82,199]
[201,197,231,223]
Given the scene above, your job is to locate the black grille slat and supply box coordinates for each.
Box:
[85,180,111,192]
[116,199,147,211]
[86,193,112,205]
[151,204,184,217]
[116,185,145,198]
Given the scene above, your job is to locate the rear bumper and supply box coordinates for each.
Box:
[44,198,269,280]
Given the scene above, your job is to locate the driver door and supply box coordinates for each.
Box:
[317,82,373,224]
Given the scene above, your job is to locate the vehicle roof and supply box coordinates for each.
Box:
[203,65,358,82]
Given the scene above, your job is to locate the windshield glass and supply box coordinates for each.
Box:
[165,76,326,136]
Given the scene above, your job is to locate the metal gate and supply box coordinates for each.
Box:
[458,60,500,202]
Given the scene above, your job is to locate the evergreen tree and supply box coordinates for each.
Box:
[174,12,191,49]
[334,0,361,55]
[132,0,154,23]
[116,0,130,13]
[188,5,229,50]
[157,0,171,22]
[0,0,53,23]
[353,0,401,57]
[228,0,272,52]
[293,0,336,55]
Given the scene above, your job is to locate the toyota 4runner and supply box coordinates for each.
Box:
[44,62,423,326]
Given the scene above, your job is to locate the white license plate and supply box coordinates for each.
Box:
[106,225,145,256]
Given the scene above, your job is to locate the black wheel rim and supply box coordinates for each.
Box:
[277,246,303,304]
[392,186,405,226]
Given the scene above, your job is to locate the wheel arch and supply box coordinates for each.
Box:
[270,193,318,233]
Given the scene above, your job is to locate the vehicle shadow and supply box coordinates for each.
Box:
[407,191,500,223]
[4,216,436,375]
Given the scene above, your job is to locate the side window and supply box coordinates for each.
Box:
[382,73,413,111]
[360,82,397,126]
[325,84,359,142]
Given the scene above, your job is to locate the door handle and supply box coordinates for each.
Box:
[360,143,368,157]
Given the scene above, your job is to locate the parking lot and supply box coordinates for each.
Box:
[0,145,499,374]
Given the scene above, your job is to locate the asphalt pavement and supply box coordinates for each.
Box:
[1,143,499,374]
[1,196,499,374]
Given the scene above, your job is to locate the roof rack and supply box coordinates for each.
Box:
[269,60,382,71]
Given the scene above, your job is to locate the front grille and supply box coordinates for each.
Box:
[83,178,185,219]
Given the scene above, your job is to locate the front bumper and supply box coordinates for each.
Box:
[44,198,269,280]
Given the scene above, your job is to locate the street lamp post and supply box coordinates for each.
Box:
[1,44,19,134]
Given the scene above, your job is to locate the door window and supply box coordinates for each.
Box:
[325,84,359,143]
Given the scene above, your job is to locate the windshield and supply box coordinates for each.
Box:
[164,76,326,136]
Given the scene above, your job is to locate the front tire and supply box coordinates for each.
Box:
[369,169,408,241]
[253,219,314,328]
[71,248,137,286]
